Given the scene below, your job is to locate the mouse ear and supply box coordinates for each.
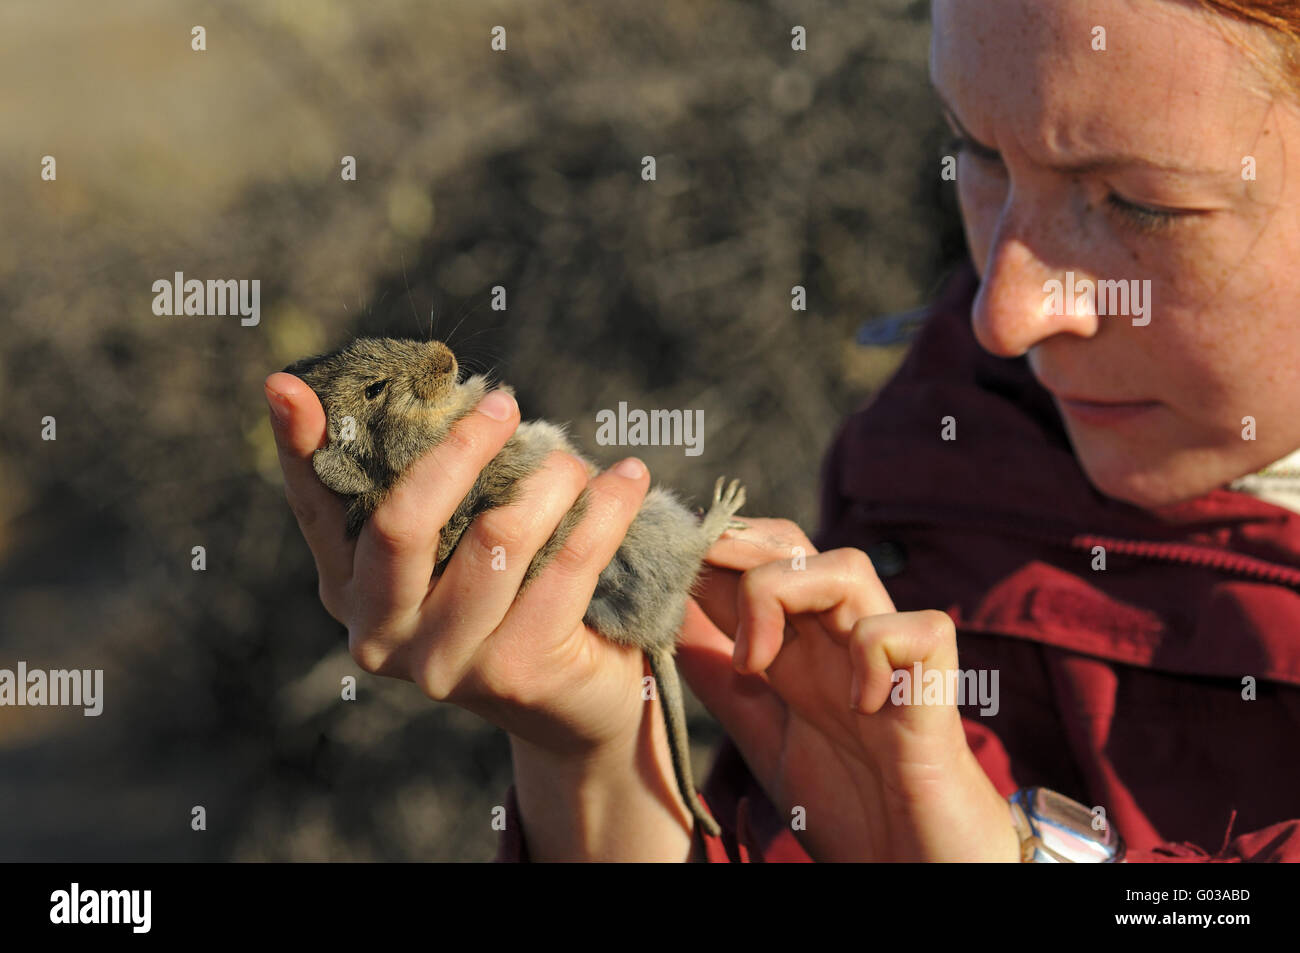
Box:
[312,446,372,496]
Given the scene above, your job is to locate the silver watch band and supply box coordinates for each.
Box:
[1008,787,1126,863]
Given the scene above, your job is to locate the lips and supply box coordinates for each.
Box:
[1031,363,1162,426]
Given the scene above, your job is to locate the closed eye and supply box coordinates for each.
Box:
[944,133,1196,235]
[365,380,388,399]
[1104,193,1186,234]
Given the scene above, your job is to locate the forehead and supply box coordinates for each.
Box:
[323,339,429,378]
[930,0,1285,172]
[344,340,409,371]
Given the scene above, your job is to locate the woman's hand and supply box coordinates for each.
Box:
[676,518,1021,862]
[264,372,698,860]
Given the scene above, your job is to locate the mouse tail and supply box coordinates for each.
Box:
[647,647,722,839]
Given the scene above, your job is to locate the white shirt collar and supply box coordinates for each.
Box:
[1228,448,1300,514]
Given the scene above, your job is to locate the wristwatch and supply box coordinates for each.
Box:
[1008,787,1126,863]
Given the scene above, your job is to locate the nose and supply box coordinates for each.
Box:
[428,340,456,376]
[413,341,458,400]
[971,211,1099,359]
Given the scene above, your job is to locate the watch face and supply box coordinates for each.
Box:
[1027,788,1126,863]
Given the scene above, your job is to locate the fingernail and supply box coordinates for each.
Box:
[613,457,645,479]
[477,389,516,421]
[265,387,291,427]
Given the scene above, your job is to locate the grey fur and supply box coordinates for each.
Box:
[284,337,746,838]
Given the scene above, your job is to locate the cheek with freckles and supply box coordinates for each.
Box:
[1061,307,1300,507]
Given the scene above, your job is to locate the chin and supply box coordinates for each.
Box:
[1072,445,1221,510]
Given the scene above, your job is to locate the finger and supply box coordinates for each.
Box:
[674,599,789,788]
[734,548,896,675]
[691,564,744,641]
[849,610,961,716]
[690,542,856,660]
[265,372,353,593]
[495,457,649,655]
[413,450,590,693]
[703,517,817,573]
[758,610,865,753]
[351,388,520,637]
[690,517,821,646]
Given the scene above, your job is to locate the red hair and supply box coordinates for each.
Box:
[1196,1,1300,91]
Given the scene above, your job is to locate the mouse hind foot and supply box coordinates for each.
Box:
[699,476,747,546]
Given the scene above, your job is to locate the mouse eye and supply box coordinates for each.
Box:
[365,380,388,400]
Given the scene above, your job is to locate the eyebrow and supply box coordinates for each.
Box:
[931,82,1225,178]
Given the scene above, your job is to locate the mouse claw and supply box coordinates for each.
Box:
[699,476,747,543]
[713,476,746,514]
[713,476,744,505]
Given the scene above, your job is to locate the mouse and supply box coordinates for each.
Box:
[283,337,746,838]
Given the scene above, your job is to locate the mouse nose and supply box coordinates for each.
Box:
[413,341,457,400]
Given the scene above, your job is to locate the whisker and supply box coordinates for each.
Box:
[401,254,424,340]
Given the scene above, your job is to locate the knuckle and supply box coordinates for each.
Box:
[550,488,628,574]
[479,661,533,710]
[461,642,543,710]
[365,513,419,557]
[468,465,585,565]
[505,677,546,712]
[538,455,651,578]
[404,641,450,701]
[738,561,776,600]
[850,616,882,651]
[551,528,598,575]
[550,450,591,488]
[415,662,453,701]
[347,632,385,674]
[918,608,957,641]
[834,546,878,582]
[531,452,590,509]
[468,507,533,563]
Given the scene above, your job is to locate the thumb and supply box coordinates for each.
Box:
[264,372,352,588]
[675,599,788,791]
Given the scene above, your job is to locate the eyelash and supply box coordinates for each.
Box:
[1102,193,1179,234]
[942,134,1183,235]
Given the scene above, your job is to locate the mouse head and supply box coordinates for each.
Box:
[284,337,489,535]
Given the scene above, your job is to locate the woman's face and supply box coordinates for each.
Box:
[932,0,1300,507]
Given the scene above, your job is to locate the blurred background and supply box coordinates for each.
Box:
[0,0,965,860]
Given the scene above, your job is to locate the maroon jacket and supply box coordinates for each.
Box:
[496,259,1300,862]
